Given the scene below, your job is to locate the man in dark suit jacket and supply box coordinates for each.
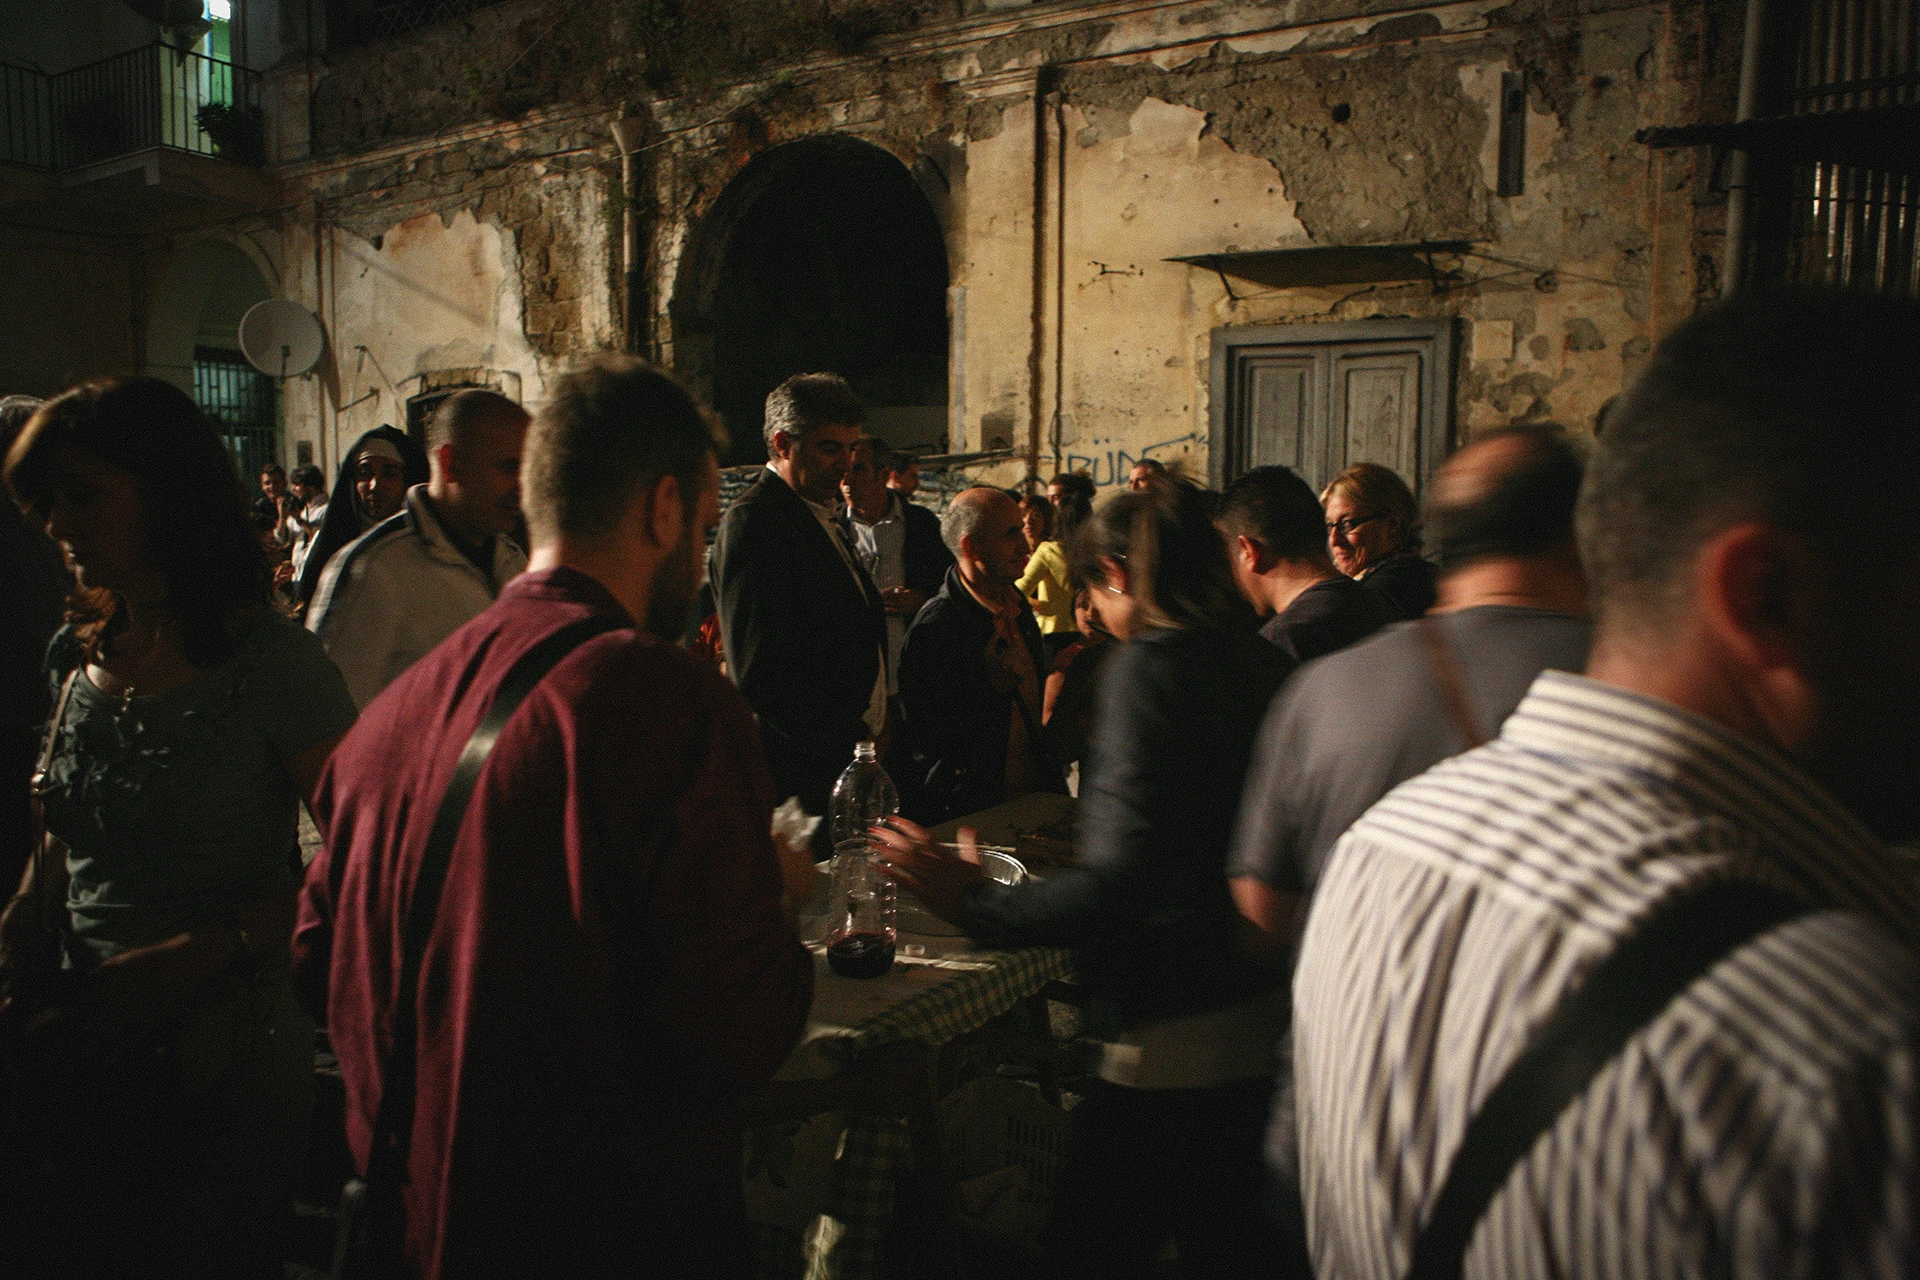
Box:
[711,374,888,822]
[898,488,1064,825]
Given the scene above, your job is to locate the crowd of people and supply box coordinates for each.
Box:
[0,285,1917,1280]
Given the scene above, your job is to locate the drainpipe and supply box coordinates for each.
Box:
[1720,0,1769,297]
[610,109,646,355]
[1027,70,1059,489]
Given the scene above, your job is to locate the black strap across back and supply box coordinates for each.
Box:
[364,615,622,1189]
[1405,877,1811,1280]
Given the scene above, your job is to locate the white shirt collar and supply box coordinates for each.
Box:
[849,491,902,529]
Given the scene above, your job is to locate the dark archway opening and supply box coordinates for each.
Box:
[675,135,950,467]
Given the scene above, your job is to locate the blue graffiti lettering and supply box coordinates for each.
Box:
[1056,434,1199,488]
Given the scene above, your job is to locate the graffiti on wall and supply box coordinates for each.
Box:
[1061,433,1199,488]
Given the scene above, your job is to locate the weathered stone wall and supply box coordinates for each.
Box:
[277,0,1742,487]
[637,0,1739,490]
[275,103,617,470]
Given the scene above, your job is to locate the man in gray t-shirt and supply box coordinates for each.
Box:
[1228,426,1592,1221]
[1229,606,1589,897]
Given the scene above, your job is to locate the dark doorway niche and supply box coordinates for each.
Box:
[401,368,524,444]
[673,134,950,467]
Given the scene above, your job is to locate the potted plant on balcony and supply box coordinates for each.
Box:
[196,101,265,165]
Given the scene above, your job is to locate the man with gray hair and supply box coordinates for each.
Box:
[295,357,813,1280]
[711,372,887,822]
[897,486,1062,824]
[308,388,530,707]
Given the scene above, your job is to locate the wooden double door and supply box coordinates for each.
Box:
[1208,319,1456,495]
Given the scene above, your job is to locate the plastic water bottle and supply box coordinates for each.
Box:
[829,740,899,848]
[826,742,899,978]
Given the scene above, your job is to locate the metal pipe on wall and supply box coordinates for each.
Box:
[1721,0,1772,295]
[1026,75,1056,487]
[610,110,646,355]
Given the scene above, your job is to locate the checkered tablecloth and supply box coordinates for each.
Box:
[746,942,1072,1280]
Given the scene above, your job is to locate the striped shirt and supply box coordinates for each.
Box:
[1293,670,1920,1280]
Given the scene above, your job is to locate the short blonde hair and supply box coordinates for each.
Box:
[1321,462,1420,552]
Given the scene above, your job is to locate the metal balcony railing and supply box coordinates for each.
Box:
[0,43,261,172]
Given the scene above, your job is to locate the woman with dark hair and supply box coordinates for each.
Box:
[0,378,358,1278]
[1320,461,1437,619]
[292,423,428,608]
[874,485,1288,1275]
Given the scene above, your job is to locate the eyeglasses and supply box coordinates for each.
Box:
[1326,513,1385,538]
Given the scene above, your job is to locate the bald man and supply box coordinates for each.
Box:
[309,389,531,706]
[1219,426,1591,1257]
[897,487,1065,824]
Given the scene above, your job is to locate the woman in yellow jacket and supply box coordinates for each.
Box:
[1018,491,1088,661]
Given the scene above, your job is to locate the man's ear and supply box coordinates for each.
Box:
[769,430,793,463]
[1234,533,1265,573]
[644,473,684,550]
[431,442,456,481]
[1695,521,1821,741]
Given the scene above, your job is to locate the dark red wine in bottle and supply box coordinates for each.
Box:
[826,932,895,978]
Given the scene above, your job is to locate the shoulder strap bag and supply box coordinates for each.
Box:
[1405,878,1810,1280]
[1417,617,1488,751]
[330,615,621,1280]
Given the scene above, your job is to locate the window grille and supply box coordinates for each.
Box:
[1766,0,1920,292]
[194,347,280,484]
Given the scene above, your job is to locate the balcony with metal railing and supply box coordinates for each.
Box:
[1,42,262,173]
[0,42,272,235]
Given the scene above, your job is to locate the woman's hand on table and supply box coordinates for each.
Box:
[871,818,987,925]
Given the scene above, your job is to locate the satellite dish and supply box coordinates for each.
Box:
[238,299,325,378]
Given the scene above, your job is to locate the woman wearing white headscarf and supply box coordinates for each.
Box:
[291,425,428,612]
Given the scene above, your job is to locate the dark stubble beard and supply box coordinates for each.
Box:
[644,517,701,641]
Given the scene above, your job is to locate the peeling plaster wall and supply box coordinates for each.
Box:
[1027,0,1708,486]
[274,108,617,473]
[1052,96,1306,483]
[321,210,545,450]
[285,0,1738,488]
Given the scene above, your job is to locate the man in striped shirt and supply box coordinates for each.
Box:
[1293,288,1920,1279]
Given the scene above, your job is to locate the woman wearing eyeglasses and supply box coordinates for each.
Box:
[1320,462,1437,619]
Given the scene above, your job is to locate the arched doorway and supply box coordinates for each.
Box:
[673,135,950,466]
[148,238,281,480]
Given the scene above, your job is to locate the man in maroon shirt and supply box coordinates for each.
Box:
[294,358,815,1279]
